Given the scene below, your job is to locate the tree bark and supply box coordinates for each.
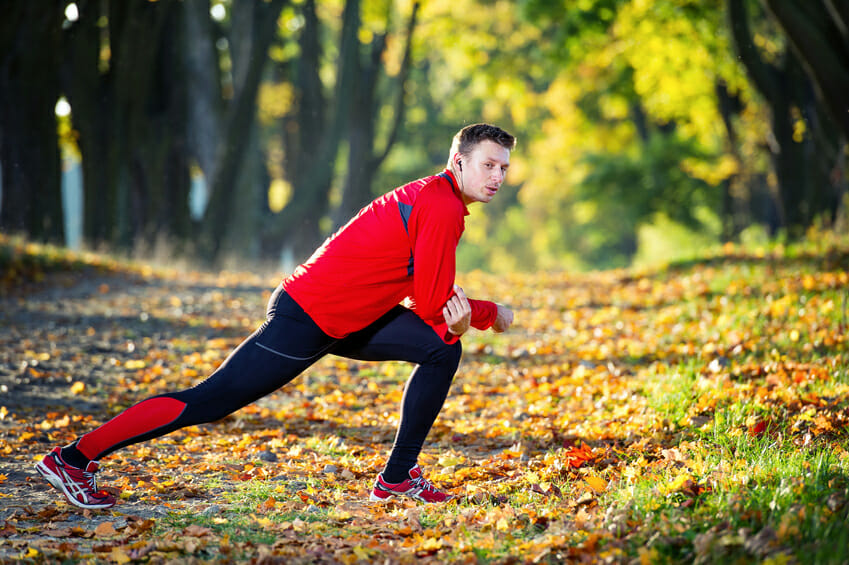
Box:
[63,0,112,246]
[184,0,223,193]
[727,0,831,237]
[0,1,65,243]
[63,0,173,250]
[333,1,420,229]
[332,28,387,230]
[261,0,361,262]
[715,79,749,240]
[142,4,193,248]
[762,0,849,140]
[198,0,288,263]
[109,1,175,250]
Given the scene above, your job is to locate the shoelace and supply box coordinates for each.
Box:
[410,475,438,493]
[83,470,98,492]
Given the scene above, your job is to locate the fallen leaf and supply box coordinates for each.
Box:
[184,525,212,537]
[94,522,117,537]
[111,547,132,564]
[585,475,608,493]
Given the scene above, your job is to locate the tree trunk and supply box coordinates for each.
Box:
[64,0,171,250]
[333,1,420,229]
[260,0,329,262]
[715,79,749,240]
[224,123,264,263]
[0,2,65,243]
[790,57,843,226]
[332,30,385,229]
[138,4,193,250]
[762,0,849,140]
[109,1,175,250]
[183,0,222,191]
[62,0,111,246]
[727,0,827,237]
[261,0,361,262]
[198,0,288,263]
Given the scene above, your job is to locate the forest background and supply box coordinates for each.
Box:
[1,0,848,273]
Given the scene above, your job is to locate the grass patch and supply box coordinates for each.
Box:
[610,415,849,563]
[0,233,127,287]
[644,360,702,426]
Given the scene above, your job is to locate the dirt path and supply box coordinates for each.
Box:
[0,268,280,561]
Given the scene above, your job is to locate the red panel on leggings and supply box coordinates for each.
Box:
[76,397,186,460]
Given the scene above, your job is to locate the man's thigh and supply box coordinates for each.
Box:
[332,306,456,365]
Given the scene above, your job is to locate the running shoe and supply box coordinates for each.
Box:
[35,447,117,509]
[369,464,452,503]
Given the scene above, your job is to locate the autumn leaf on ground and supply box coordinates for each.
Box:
[3,239,849,563]
[93,522,118,537]
[585,475,608,493]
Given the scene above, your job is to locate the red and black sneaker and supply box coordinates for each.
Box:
[35,447,117,510]
[370,464,452,503]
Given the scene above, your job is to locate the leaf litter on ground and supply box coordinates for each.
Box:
[0,236,848,563]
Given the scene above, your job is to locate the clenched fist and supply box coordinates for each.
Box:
[443,285,472,336]
[492,304,513,333]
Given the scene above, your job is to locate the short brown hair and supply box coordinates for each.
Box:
[449,124,516,163]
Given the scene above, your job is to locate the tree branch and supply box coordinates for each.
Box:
[824,0,849,45]
[727,0,780,100]
[763,0,849,138]
[372,1,420,169]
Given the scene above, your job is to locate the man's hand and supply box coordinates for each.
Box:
[443,285,472,336]
[492,304,514,333]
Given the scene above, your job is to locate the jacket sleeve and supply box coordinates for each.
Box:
[409,189,466,343]
[469,298,498,330]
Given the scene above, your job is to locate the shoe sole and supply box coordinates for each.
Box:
[369,491,391,502]
[368,490,452,503]
[35,461,116,510]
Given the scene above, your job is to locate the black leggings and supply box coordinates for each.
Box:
[73,286,462,481]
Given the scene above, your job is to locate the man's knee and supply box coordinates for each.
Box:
[429,339,462,373]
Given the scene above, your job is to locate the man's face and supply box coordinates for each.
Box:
[455,140,511,205]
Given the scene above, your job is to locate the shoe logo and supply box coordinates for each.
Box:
[58,467,87,501]
[52,456,97,502]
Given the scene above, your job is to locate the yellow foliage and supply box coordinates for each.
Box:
[268,178,293,213]
[681,154,739,185]
[257,83,294,124]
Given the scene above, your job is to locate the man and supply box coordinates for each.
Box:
[36,123,516,508]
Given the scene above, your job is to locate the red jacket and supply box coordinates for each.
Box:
[281,170,497,343]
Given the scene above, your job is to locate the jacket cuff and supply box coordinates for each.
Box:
[470,299,498,330]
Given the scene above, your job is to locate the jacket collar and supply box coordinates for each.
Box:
[439,169,469,216]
